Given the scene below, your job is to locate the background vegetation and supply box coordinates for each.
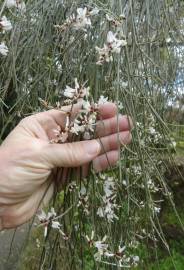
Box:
[0,0,184,269]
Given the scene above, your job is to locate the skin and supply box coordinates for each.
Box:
[0,102,132,229]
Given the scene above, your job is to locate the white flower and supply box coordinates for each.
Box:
[70,121,84,135]
[18,2,26,12]
[133,255,140,263]
[0,16,12,31]
[64,85,76,98]
[97,177,119,222]
[118,101,124,110]
[80,186,87,196]
[82,100,91,111]
[170,139,176,148]
[6,0,26,12]
[96,31,126,64]
[107,31,127,53]
[6,0,16,8]
[47,207,56,219]
[103,178,115,197]
[51,221,61,229]
[105,201,119,222]
[89,7,99,16]
[93,235,108,261]
[0,42,9,56]
[94,237,108,252]
[37,207,56,222]
[154,206,161,214]
[73,7,91,31]
[121,81,128,88]
[118,245,126,253]
[37,208,58,237]
[106,14,114,22]
[107,31,116,44]
[37,210,47,222]
[122,180,127,186]
[148,127,156,135]
[44,225,48,238]
[79,85,90,98]
[63,78,89,99]
[86,230,95,245]
[97,207,104,217]
[98,95,108,105]
[104,251,115,257]
[36,238,40,248]
[96,44,113,65]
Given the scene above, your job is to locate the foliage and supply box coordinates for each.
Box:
[0,0,184,269]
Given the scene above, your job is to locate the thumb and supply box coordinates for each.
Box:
[43,140,101,168]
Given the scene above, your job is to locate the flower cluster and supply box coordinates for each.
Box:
[54,7,126,65]
[6,0,26,12]
[0,15,12,56]
[37,207,60,237]
[86,231,139,267]
[50,78,102,143]
[97,176,119,222]
[0,16,12,32]
[136,116,176,149]
[106,13,126,28]
[55,7,99,32]
[63,78,89,101]
[37,207,68,240]
[0,0,27,56]
[96,31,127,65]
[77,186,89,215]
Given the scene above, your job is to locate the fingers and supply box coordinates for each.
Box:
[43,140,101,168]
[47,108,132,142]
[93,150,119,172]
[81,131,131,177]
[36,102,118,130]
[98,131,132,155]
[97,102,117,119]
[81,150,119,178]
[96,115,133,138]
[28,102,132,145]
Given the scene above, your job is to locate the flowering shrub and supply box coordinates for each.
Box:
[0,0,183,269]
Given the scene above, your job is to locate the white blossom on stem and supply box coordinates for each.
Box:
[6,0,26,12]
[0,42,9,56]
[73,7,91,30]
[96,44,113,65]
[89,7,99,16]
[107,31,127,53]
[37,208,59,237]
[63,78,89,101]
[77,186,89,214]
[97,176,119,222]
[98,95,108,105]
[0,16,12,31]
[96,31,126,64]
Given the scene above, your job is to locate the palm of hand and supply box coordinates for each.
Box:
[0,103,132,229]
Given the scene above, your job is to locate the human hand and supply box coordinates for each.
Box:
[0,102,132,229]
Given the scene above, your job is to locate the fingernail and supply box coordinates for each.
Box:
[85,140,101,156]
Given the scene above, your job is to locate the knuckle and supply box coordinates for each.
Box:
[66,143,83,166]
